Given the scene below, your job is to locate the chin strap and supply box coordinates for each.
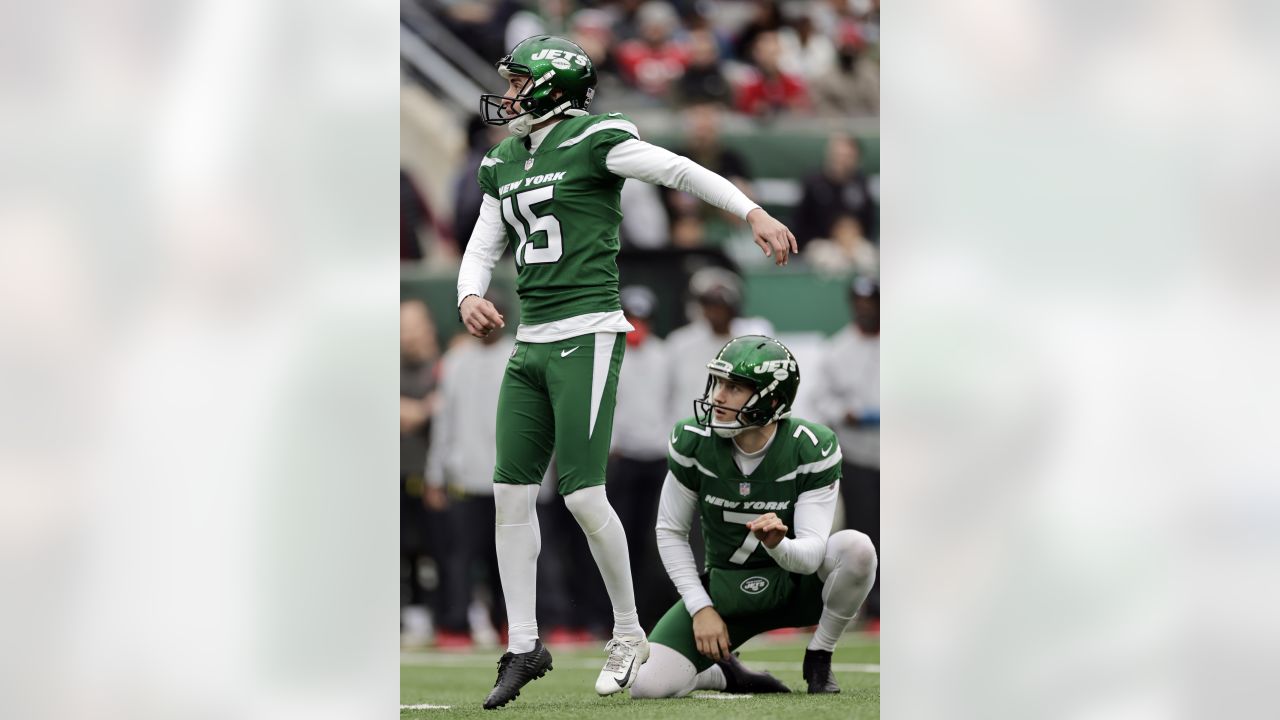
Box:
[508,105,588,137]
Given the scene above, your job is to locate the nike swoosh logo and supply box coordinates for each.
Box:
[821,443,834,457]
[613,655,637,688]
[560,347,579,357]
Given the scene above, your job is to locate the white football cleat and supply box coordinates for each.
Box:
[595,635,650,695]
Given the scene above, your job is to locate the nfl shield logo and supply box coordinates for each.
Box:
[739,482,751,497]
[524,158,535,171]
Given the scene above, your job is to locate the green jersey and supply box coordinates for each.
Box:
[477,112,640,325]
[667,417,842,572]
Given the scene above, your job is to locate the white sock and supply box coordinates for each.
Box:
[494,484,542,653]
[809,530,878,652]
[693,664,726,691]
[563,486,643,638]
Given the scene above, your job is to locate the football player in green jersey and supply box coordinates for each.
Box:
[630,335,878,698]
[458,36,800,710]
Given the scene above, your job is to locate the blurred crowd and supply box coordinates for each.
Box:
[418,0,879,116]
[401,270,879,648]
[402,0,880,266]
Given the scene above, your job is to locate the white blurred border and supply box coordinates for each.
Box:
[885,1,1280,718]
[0,1,398,718]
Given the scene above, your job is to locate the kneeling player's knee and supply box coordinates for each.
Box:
[631,644,695,699]
[563,486,614,535]
[629,672,672,699]
[827,530,877,580]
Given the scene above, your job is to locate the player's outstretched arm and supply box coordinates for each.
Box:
[605,139,797,266]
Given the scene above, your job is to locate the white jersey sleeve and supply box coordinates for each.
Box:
[763,481,839,575]
[605,139,760,221]
[456,194,506,307]
[655,471,715,616]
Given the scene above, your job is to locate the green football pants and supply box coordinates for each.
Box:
[493,331,626,495]
[647,572,826,672]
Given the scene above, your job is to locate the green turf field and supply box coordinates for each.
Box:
[401,632,879,719]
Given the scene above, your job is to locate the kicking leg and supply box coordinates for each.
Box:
[563,485,649,693]
[564,486,643,639]
[547,332,648,694]
[805,529,878,693]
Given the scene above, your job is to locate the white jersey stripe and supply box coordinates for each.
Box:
[556,119,640,149]
[668,443,718,478]
[587,331,617,440]
[773,450,843,482]
[479,156,503,167]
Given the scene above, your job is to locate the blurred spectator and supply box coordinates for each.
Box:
[778,3,836,81]
[675,27,733,106]
[679,101,752,192]
[609,0,652,44]
[813,276,879,618]
[734,30,812,117]
[615,1,691,98]
[795,133,878,247]
[670,214,706,249]
[802,213,879,276]
[440,0,520,67]
[568,8,622,80]
[811,17,879,114]
[401,170,429,261]
[665,267,773,423]
[452,118,504,252]
[401,298,442,647]
[732,0,784,62]
[620,179,670,249]
[425,298,514,648]
[608,286,677,627]
[662,101,753,247]
[505,0,570,51]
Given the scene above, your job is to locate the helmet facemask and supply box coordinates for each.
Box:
[693,375,778,439]
[480,62,593,137]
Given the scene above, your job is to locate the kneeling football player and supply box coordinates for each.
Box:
[630,335,877,698]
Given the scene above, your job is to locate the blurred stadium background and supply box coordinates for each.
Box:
[400,0,880,656]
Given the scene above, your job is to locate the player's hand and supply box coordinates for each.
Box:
[459,295,505,338]
[746,208,798,267]
[747,512,788,549]
[692,606,731,661]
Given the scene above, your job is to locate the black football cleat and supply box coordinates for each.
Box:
[716,652,791,694]
[802,648,840,694]
[482,640,553,710]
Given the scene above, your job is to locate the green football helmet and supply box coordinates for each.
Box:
[694,335,801,438]
[480,35,597,136]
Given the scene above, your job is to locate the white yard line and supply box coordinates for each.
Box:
[400,653,879,674]
[400,704,451,710]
